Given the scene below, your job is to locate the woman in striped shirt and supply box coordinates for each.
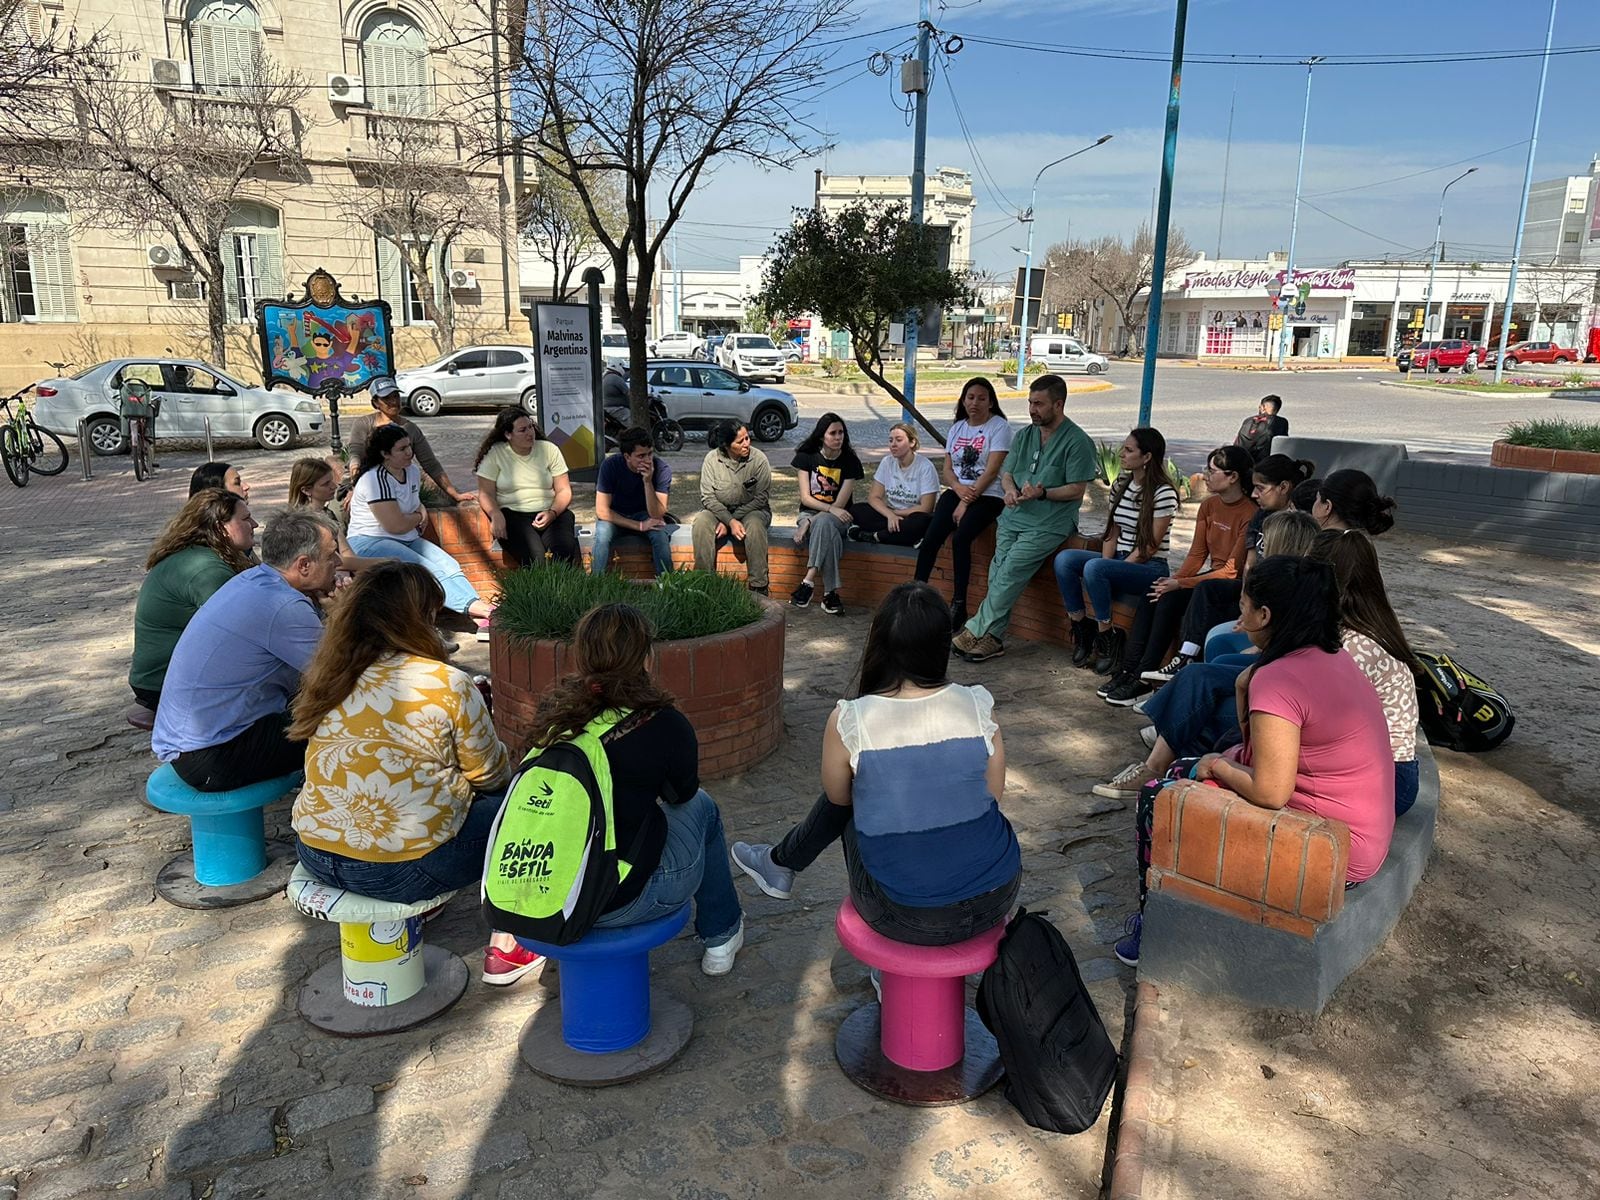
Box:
[731,582,1020,945]
[1055,427,1180,675]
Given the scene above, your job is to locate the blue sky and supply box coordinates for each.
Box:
[668,0,1598,278]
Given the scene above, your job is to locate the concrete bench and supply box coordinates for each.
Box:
[428,505,1138,644]
[1137,742,1439,1012]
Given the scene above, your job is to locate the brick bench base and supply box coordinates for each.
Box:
[1137,743,1440,1012]
[427,508,1139,645]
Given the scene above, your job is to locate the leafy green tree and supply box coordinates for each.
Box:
[757,201,972,431]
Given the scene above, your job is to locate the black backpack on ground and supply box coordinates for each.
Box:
[1414,650,1514,752]
[975,908,1119,1134]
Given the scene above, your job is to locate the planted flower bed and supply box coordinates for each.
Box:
[487,565,785,780]
[1491,418,1600,475]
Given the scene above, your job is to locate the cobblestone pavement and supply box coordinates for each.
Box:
[0,441,1145,1200]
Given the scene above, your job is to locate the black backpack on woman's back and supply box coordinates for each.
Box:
[975,908,1119,1134]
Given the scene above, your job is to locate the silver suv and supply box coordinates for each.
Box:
[396,345,538,416]
[644,360,797,442]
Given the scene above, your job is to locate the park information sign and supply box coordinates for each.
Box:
[532,302,598,472]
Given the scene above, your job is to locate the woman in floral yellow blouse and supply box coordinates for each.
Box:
[288,561,542,986]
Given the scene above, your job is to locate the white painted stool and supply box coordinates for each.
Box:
[286,865,468,1037]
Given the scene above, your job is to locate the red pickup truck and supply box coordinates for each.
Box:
[1399,339,1479,373]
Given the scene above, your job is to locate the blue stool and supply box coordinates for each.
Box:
[515,904,693,1086]
[145,764,301,908]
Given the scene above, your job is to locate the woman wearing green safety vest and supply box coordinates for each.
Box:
[525,603,747,976]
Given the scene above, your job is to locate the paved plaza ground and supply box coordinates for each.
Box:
[2,371,1596,1198]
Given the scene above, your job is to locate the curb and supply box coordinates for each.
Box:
[1108,981,1162,1200]
[1377,379,1569,398]
[797,378,1117,398]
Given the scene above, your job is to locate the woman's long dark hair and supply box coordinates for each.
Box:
[473,406,546,471]
[1291,477,1322,513]
[794,411,859,467]
[1254,454,1316,488]
[1208,444,1255,496]
[528,603,674,752]
[1308,529,1425,681]
[854,582,952,698]
[1318,469,1397,535]
[1107,427,1173,559]
[1241,555,1342,674]
[189,461,233,496]
[357,423,410,482]
[954,376,1003,423]
[147,488,253,573]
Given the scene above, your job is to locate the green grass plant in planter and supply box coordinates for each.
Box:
[1095,441,1123,486]
[493,563,764,643]
[1501,418,1600,454]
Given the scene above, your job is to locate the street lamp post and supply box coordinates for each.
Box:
[1015,135,1112,391]
[1423,168,1478,344]
[1276,56,1324,370]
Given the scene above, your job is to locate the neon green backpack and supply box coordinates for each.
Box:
[480,709,646,945]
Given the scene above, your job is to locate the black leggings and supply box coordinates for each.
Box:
[771,793,1019,946]
[500,508,579,568]
[1180,578,1242,648]
[848,502,933,547]
[1122,588,1195,675]
[171,711,305,792]
[914,490,1005,603]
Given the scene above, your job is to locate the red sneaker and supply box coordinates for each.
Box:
[482,943,543,987]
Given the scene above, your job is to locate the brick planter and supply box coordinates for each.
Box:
[1490,439,1600,476]
[422,505,505,596]
[487,597,785,781]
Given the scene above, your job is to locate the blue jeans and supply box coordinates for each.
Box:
[595,789,743,947]
[591,513,673,577]
[1054,549,1168,624]
[1204,625,1253,660]
[1144,662,1247,758]
[294,791,503,904]
[347,533,480,614]
[1394,759,1419,817]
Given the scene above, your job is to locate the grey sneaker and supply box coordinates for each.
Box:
[701,918,744,976]
[731,842,794,900]
[1140,724,1158,749]
[1093,761,1148,800]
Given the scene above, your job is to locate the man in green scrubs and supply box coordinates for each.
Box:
[952,374,1095,662]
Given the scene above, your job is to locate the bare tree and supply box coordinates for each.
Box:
[507,0,854,426]
[519,153,624,303]
[337,113,500,355]
[0,0,109,134]
[36,44,308,369]
[1050,223,1198,356]
[1520,263,1600,344]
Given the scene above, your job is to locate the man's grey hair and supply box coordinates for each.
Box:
[261,509,335,568]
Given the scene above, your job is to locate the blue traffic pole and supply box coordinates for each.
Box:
[1138,0,1188,428]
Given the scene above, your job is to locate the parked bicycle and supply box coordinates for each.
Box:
[0,386,69,488]
[118,379,161,482]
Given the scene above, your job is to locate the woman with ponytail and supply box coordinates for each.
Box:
[1313,469,1397,535]
[1114,555,1395,967]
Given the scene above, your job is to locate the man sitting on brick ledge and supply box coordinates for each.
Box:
[592,426,674,578]
[952,374,1096,663]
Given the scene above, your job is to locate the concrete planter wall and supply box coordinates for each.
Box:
[1490,439,1600,476]
[488,598,786,780]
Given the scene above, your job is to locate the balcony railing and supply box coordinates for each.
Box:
[347,110,464,164]
[174,92,298,156]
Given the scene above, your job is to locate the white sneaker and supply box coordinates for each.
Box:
[1093,761,1148,800]
[1140,724,1158,749]
[701,918,744,976]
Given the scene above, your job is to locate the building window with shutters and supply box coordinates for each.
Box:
[189,0,263,96]
[221,201,283,322]
[361,11,429,116]
[0,191,77,323]
[374,231,447,326]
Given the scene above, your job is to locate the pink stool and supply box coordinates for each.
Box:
[833,897,1007,1106]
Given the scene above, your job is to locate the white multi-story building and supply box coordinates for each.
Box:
[813,167,976,272]
[1523,157,1600,267]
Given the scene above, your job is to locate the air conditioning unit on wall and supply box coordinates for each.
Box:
[448,268,479,292]
[327,74,364,106]
[150,58,193,91]
[146,243,186,270]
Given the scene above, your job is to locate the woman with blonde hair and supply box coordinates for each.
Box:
[286,456,381,574]
[526,602,746,975]
[129,488,257,712]
[289,562,539,986]
[847,422,939,546]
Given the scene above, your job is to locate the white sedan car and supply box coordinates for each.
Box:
[32,358,323,455]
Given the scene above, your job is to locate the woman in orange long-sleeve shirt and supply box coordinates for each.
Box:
[1101,445,1256,706]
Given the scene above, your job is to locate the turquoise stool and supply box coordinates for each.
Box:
[514,904,693,1086]
[145,764,300,908]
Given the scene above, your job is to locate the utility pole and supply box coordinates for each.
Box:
[1424,168,1479,342]
[1495,0,1559,383]
[1137,0,1189,426]
[900,1,933,424]
[1015,136,1112,390]
[671,229,682,332]
[1275,56,1324,371]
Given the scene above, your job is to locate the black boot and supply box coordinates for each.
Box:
[1070,617,1097,668]
[950,598,968,633]
[1093,626,1126,676]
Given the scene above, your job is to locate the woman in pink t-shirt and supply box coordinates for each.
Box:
[1115,555,1394,968]
[1197,556,1395,881]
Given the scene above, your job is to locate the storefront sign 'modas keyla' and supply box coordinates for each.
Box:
[1181,266,1358,293]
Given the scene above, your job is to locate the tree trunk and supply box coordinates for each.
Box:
[851,336,943,444]
[203,249,229,370]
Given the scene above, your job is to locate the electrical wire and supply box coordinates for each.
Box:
[1304,141,1529,198]
[937,46,1020,216]
[1298,199,1430,251]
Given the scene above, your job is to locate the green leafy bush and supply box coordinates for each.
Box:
[494,564,764,643]
[1501,418,1600,453]
[1166,459,1195,500]
[1095,441,1123,486]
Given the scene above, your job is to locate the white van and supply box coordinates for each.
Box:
[1029,334,1108,375]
